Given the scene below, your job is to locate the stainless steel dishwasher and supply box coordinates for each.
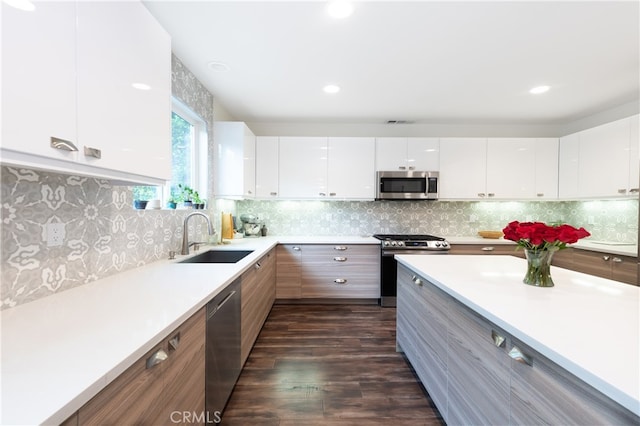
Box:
[206,278,241,418]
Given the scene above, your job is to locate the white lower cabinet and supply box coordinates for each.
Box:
[396,263,639,425]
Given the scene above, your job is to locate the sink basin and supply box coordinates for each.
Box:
[179,250,253,264]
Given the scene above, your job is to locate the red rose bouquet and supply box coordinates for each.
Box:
[502,221,591,252]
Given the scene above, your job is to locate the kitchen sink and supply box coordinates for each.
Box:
[179,250,254,264]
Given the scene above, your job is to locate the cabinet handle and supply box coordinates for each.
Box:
[329,192,336,196]
[617,188,627,194]
[334,246,347,251]
[477,193,486,197]
[168,333,180,351]
[487,193,495,197]
[481,246,495,251]
[399,166,406,170]
[629,188,639,194]
[411,275,423,286]
[612,257,623,263]
[146,348,168,369]
[509,346,533,366]
[83,146,101,159]
[270,192,278,196]
[319,192,326,196]
[292,246,301,251]
[334,278,348,284]
[255,262,262,269]
[602,255,610,261]
[536,193,544,197]
[333,256,347,262]
[247,190,253,194]
[50,137,78,152]
[491,330,506,348]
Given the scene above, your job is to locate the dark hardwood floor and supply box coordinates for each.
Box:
[222,304,445,425]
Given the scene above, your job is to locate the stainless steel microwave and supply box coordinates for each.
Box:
[376,171,439,200]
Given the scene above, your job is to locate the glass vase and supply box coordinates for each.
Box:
[523,249,555,287]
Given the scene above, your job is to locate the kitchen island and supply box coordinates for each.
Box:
[396,254,639,424]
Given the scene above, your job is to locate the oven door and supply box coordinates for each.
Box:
[380,249,448,307]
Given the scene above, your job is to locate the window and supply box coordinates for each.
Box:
[132,98,207,208]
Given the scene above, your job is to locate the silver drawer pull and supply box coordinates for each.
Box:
[270,192,278,196]
[168,333,180,351]
[50,137,78,152]
[477,193,486,197]
[292,246,301,251]
[612,257,623,263]
[536,193,544,197]
[334,278,347,284]
[487,193,495,197]
[84,146,101,159]
[334,246,347,251]
[491,330,506,348]
[602,255,610,261]
[399,166,406,170]
[329,192,336,196]
[509,346,533,366]
[319,192,326,196]
[481,246,495,251]
[255,262,262,269]
[411,275,423,286]
[146,348,168,369]
[617,188,627,194]
[333,256,347,262]
[629,188,639,194]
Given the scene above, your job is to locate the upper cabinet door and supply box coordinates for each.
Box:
[628,115,639,195]
[255,136,279,198]
[76,1,171,180]
[375,138,439,171]
[279,137,328,198]
[558,133,580,199]
[327,137,375,200]
[214,122,256,198]
[486,138,536,199]
[578,117,631,198]
[534,138,559,199]
[1,2,78,163]
[439,138,487,199]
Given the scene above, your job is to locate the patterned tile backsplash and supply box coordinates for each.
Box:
[237,198,638,242]
[1,165,637,310]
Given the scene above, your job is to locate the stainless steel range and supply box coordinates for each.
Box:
[373,234,450,307]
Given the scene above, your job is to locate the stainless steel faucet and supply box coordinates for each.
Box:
[181,211,215,255]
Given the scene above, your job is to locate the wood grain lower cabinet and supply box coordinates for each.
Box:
[449,243,524,257]
[447,299,510,425]
[275,244,302,298]
[276,244,380,300]
[396,263,639,425]
[78,308,205,425]
[509,336,639,425]
[241,248,276,365]
[572,249,638,285]
[301,244,380,298]
[397,264,449,417]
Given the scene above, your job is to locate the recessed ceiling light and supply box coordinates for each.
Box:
[323,84,341,94]
[327,1,354,19]
[3,0,35,11]
[131,83,151,91]
[529,85,550,94]
[207,61,230,72]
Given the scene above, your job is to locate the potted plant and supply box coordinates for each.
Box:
[193,190,205,209]
[132,186,157,210]
[178,184,194,208]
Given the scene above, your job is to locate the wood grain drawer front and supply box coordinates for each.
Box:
[79,308,206,426]
[450,244,523,257]
[551,247,574,269]
[611,254,638,285]
[447,298,511,426]
[509,336,639,425]
[572,250,613,279]
[276,245,302,298]
[301,244,379,257]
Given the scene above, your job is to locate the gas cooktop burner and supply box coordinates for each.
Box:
[372,234,450,250]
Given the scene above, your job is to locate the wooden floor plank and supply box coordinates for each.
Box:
[222,304,445,425]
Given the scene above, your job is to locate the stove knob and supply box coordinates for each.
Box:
[435,242,441,247]
[398,241,405,247]
[442,242,449,247]
[391,241,397,246]
[383,241,390,247]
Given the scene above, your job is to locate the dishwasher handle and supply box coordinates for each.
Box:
[208,290,237,319]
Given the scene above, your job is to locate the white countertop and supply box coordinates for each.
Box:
[0,235,377,425]
[447,236,638,257]
[396,255,640,416]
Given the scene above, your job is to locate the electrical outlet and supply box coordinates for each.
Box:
[47,223,65,247]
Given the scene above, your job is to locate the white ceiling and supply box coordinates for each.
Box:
[143,1,639,126]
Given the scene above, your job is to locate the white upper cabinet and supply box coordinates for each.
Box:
[279,137,328,199]
[214,122,256,199]
[439,138,488,199]
[486,138,536,199]
[376,137,439,171]
[327,137,376,199]
[559,115,639,199]
[533,138,560,199]
[2,2,79,164]
[76,2,171,181]
[255,136,279,198]
[1,1,171,185]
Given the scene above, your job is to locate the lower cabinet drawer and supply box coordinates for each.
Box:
[302,275,379,298]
